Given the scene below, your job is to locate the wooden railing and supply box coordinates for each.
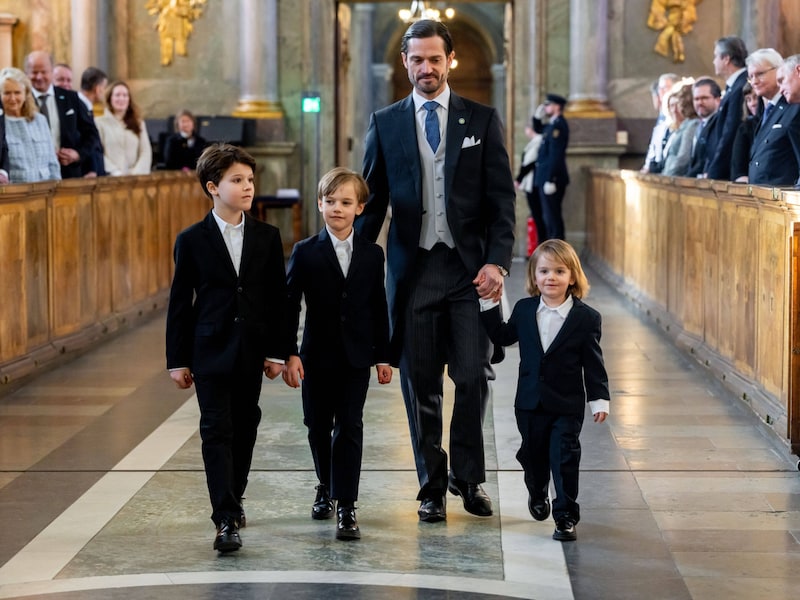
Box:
[585,169,800,457]
[0,172,208,389]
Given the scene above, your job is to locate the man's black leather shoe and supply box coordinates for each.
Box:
[213,518,242,553]
[417,496,446,522]
[528,495,550,521]
[448,476,493,517]
[336,506,361,540]
[553,518,577,542]
[312,484,334,520]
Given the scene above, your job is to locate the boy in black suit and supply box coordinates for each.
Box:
[282,167,392,540]
[481,239,610,542]
[166,143,289,553]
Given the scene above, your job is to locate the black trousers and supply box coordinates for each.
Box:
[515,407,584,523]
[399,243,492,499]
[193,365,263,526]
[302,364,370,502]
[538,184,567,240]
[525,189,547,248]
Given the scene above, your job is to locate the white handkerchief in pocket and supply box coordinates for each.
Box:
[462,136,481,149]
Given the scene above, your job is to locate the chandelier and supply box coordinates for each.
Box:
[398,1,455,23]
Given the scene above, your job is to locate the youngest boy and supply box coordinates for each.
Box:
[282,167,392,540]
[166,143,289,552]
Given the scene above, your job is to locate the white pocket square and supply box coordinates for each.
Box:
[461,136,481,149]
[65,108,75,116]
[771,123,782,129]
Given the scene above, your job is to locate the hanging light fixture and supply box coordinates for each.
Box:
[398,1,454,23]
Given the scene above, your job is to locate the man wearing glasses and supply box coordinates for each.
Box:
[746,48,800,186]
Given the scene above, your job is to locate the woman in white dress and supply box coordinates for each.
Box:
[95,81,152,176]
[0,67,61,183]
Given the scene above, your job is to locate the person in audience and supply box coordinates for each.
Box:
[24,51,101,179]
[515,118,544,250]
[641,73,678,173]
[730,82,759,182]
[746,48,800,186]
[0,98,9,184]
[52,63,73,90]
[95,80,152,175]
[163,108,207,171]
[705,36,749,180]
[0,67,61,183]
[661,80,699,176]
[78,67,108,114]
[685,78,721,177]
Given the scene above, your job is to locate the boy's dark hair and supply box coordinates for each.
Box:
[401,19,453,56]
[317,167,369,205]
[196,143,257,199]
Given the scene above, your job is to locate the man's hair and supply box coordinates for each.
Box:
[196,143,257,200]
[317,167,369,205]
[81,67,107,92]
[784,54,800,72]
[693,77,722,98]
[715,36,748,68]
[746,48,783,70]
[54,62,71,70]
[401,19,453,55]
[24,51,54,72]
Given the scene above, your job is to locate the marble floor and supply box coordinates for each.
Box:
[1,260,799,600]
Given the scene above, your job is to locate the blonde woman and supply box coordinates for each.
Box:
[95,81,152,175]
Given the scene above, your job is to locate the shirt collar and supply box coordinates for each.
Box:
[326,225,354,250]
[412,85,451,113]
[211,209,245,234]
[34,85,55,100]
[726,67,747,88]
[537,294,574,318]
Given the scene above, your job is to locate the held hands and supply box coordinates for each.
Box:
[56,147,80,166]
[594,411,608,423]
[376,364,392,384]
[472,264,505,302]
[281,355,304,388]
[543,181,557,195]
[263,360,284,380]
[170,368,194,389]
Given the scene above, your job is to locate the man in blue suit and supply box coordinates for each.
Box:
[533,93,569,240]
[359,19,515,524]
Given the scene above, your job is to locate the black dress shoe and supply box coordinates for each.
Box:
[336,506,361,540]
[312,483,335,520]
[213,518,242,553]
[528,495,551,521]
[417,496,446,523]
[447,476,493,517]
[553,518,577,542]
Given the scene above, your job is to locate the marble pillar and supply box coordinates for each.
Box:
[371,63,393,118]
[567,0,612,116]
[0,12,17,70]
[233,0,284,130]
[349,4,374,170]
[491,64,506,124]
[70,0,98,76]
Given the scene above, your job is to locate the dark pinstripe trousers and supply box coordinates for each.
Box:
[399,243,492,500]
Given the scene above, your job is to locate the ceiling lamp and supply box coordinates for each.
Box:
[399,1,455,23]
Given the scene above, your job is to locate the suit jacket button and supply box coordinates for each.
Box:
[234,317,243,323]
[237,286,243,293]
[342,291,347,298]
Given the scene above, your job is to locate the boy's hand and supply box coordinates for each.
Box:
[376,364,392,384]
[264,360,283,380]
[282,356,304,388]
[593,411,608,423]
[170,368,193,389]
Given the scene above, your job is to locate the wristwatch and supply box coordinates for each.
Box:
[494,264,509,277]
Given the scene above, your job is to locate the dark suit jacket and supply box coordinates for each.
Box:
[359,91,516,342]
[705,71,748,180]
[286,228,390,369]
[730,116,756,181]
[0,100,8,175]
[533,114,570,188]
[685,112,719,177]
[51,86,102,179]
[481,296,609,415]
[748,97,800,186]
[164,133,208,170]
[166,210,290,376]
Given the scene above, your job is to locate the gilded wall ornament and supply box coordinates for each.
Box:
[647,0,702,63]
[146,0,208,66]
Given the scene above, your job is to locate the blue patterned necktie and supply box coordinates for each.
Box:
[761,102,774,128]
[423,101,440,152]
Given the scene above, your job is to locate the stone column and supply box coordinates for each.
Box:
[567,0,612,115]
[233,0,284,124]
[371,63,393,116]
[70,0,98,75]
[348,4,374,170]
[0,13,17,70]
[491,64,506,124]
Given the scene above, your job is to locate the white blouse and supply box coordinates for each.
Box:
[95,114,152,176]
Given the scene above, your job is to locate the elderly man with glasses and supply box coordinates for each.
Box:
[746,48,800,187]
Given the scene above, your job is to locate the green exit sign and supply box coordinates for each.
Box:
[302,96,321,113]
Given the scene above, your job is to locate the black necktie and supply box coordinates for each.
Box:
[37,94,50,125]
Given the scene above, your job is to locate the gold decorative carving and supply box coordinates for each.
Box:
[646,0,702,63]
[146,0,207,66]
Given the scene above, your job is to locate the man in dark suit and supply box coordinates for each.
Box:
[24,51,102,179]
[359,20,515,523]
[777,54,800,186]
[0,99,8,184]
[747,48,800,186]
[685,78,721,177]
[533,93,570,240]
[166,144,290,552]
[705,36,748,180]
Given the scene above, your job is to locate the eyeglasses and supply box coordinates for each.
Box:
[748,67,777,82]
